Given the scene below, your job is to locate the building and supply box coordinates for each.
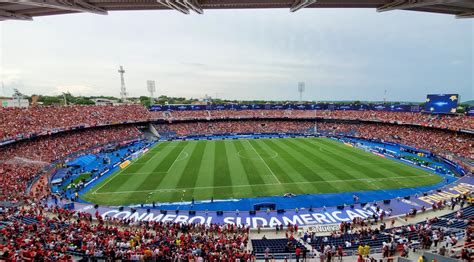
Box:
[1,98,29,108]
[91,98,119,106]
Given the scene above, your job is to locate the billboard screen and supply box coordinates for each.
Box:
[467,107,474,116]
[424,94,458,114]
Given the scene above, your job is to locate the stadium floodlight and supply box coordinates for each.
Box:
[147,80,156,105]
[118,66,128,102]
[298,82,305,102]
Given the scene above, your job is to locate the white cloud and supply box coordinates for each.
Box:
[0,9,472,101]
[54,84,98,96]
[1,68,22,85]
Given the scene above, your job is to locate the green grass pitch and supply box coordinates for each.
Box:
[82,137,442,205]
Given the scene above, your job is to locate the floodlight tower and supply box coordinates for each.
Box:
[147,80,156,105]
[118,66,128,102]
[298,82,305,102]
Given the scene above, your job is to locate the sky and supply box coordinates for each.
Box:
[0,8,473,102]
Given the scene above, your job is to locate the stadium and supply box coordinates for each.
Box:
[1,2,474,262]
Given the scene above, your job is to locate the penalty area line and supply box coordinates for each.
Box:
[246,140,281,184]
[92,163,134,194]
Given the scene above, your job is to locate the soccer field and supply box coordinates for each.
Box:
[82,137,442,205]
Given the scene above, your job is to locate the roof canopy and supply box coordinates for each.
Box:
[0,0,473,21]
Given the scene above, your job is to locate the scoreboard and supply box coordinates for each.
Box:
[424,94,458,114]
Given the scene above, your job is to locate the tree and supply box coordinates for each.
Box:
[12,89,23,98]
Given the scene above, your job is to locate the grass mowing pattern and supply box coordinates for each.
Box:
[82,137,442,205]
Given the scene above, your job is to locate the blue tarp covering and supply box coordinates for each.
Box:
[51,168,69,181]
[66,154,96,167]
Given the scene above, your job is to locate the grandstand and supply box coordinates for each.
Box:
[0,103,472,260]
[1,0,473,258]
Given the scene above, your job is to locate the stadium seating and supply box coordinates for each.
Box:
[0,205,252,261]
[1,105,472,143]
[251,238,307,253]
[0,104,472,261]
[150,109,474,132]
[428,205,474,229]
[310,232,390,252]
[0,125,143,202]
[0,105,151,142]
[154,120,314,137]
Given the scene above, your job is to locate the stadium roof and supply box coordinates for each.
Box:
[0,0,473,21]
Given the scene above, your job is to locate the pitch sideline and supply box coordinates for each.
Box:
[93,174,433,195]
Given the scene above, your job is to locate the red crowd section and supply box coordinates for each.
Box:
[152,109,474,132]
[0,125,143,203]
[316,122,473,160]
[154,120,315,136]
[0,205,252,261]
[1,105,472,142]
[0,105,151,142]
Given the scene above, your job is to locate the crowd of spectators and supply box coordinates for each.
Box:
[296,197,472,261]
[154,120,314,137]
[0,105,151,142]
[0,205,253,261]
[154,120,472,160]
[317,122,472,160]
[1,105,471,143]
[151,109,473,132]
[0,125,143,203]
[0,104,472,261]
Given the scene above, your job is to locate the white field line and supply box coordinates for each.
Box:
[92,148,189,194]
[121,172,168,175]
[92,162,134,194]
[144,144,173,164]
[237,149,278,160]
[93,144,166,193]
[145,149,163,164]
[246,140,281,184]
[93,174,433,195]
[166,149,188,173]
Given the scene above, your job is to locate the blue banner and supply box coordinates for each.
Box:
[75,178,474,228]
[467,107,474,116]
[149,103,422,112]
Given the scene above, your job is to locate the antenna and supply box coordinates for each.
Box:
[147,80,156,105]
[298,82,305,102]
[383,89,387,103]
[118,66,128,102]
[1,81,5,96]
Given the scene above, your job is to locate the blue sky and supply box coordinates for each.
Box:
[0,8,472,102]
